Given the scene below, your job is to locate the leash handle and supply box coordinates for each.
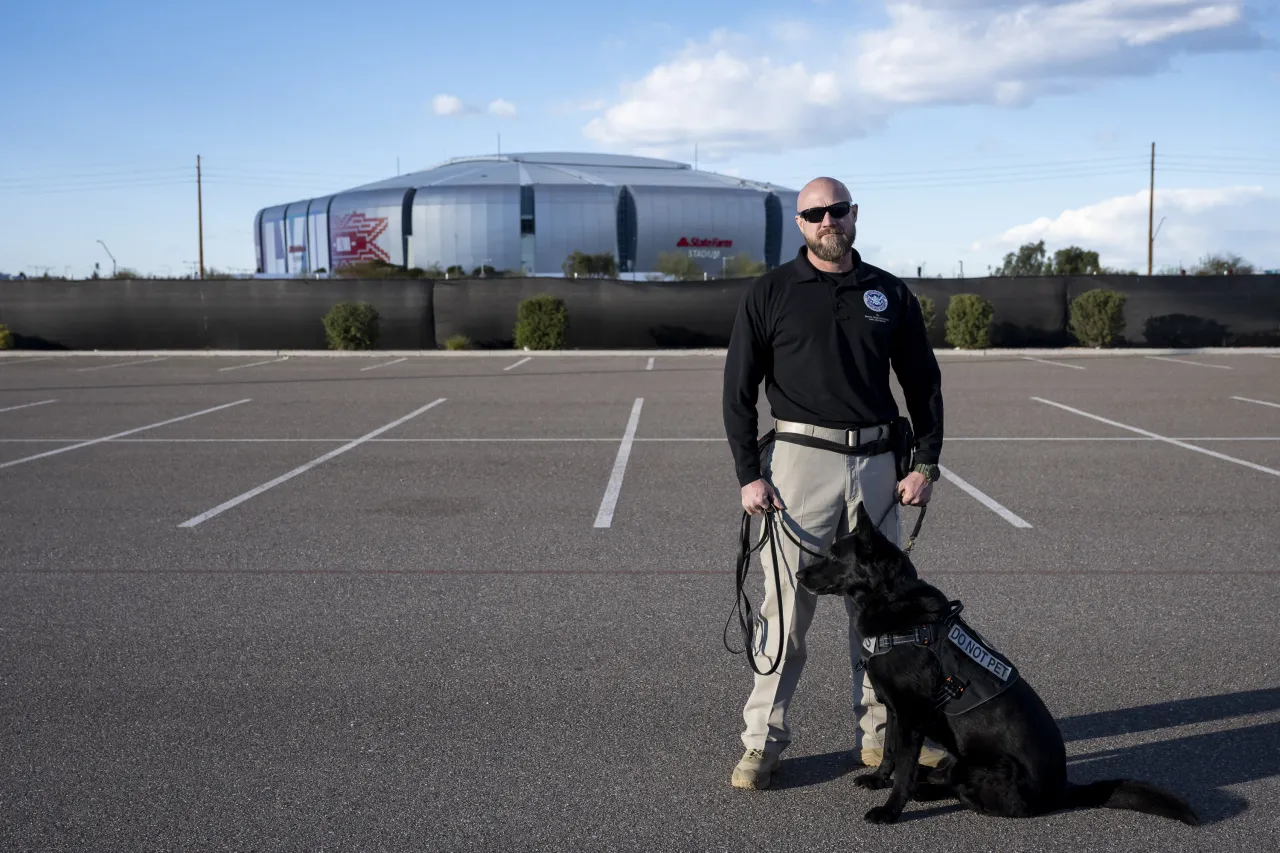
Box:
[723,509,787,676]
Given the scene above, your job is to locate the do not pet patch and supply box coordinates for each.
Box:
[947,623,1014,682]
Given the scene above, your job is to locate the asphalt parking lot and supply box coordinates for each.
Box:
[1,349,1278,852]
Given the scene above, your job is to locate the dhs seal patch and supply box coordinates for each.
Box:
[863,290,888,312]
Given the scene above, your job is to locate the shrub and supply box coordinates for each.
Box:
[722,253,767,278]
[333,259,426,279]
[513,294,568,350]
[1069,288,1127,347]
[562,251,617,278]
[917,295,935,331]
[1143,313,1228,348]
[444,334,472,351]
[944,294,994,349]
[322,302,380,350]
[655,251,704,281]
[0,324,12,350]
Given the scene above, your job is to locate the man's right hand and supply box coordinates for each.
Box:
[741,478,785,515]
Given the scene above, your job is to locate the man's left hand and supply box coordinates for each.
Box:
[897,472,933,506]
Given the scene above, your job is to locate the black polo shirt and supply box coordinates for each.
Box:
[722,245,943,487]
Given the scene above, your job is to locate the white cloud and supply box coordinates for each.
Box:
[431,95,518,118]
[488,99,517,117]
[856,0,1253,106]
[583,1,1260,153]
[772,20,815,44]
[982,185,1279,271]
[583,46,884,156]
[432,94,469,116]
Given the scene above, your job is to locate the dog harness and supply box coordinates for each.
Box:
[859,600,1020,716]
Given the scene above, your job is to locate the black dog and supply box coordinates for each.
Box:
[796,502,1198,826]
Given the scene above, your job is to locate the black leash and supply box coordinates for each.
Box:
[724,496,928,675]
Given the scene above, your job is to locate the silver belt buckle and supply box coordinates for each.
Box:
[847,427,862,447]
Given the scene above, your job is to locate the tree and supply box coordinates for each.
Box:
[1050,246,1102,275]
[722,253,767,278]
[996,241,1051,276]
[334,259,426,279]
[655,251,704,280]
[1191,253,1254,275]
[561,251,617,278]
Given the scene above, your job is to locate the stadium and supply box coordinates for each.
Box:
[253,152,805,277]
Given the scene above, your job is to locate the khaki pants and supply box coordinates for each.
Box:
[740,436,900,755]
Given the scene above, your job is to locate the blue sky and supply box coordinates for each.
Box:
[2,0,1278,278]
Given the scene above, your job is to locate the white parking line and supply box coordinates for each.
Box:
[1232,396,1280,411]
[938,465,1033,528]
[0,399,251,469]
[646,357,655,371]
[594,398,644,529]
[0,399,56,414]
[360,357,408,372]
[504,357,532,371]
[74,357,170,372]
[5,435,1280,446]
[1034,397,1280,478]
[4,435,1280,446]
[0,357,57,367]
[178,398,446,528]
[1021,356,1086,370]
[1144,356,1231,369]
[219,358,289,372]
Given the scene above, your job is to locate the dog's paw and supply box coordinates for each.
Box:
[864,805,901,825]
[854,773,891,791]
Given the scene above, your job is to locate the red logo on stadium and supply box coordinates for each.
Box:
[331,211,390,263]
[677,237,732,248]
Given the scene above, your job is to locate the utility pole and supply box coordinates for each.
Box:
[1152,142,1162,275]
[197,155,205,280]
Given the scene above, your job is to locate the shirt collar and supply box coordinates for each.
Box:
[794,245,866,284]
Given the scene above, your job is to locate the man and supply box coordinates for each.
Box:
[722,177,945,790]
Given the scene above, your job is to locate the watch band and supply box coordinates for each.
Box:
[912,463,940,482]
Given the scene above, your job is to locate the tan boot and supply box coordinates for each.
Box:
[860,745,949,768]
[731,748,781,790]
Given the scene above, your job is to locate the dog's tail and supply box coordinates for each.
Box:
[1064,780,1198,825]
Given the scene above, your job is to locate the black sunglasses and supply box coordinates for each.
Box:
[797,201,852,223]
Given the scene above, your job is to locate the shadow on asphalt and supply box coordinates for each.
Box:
[769,687,1280,825]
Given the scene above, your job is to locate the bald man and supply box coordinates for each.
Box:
[722,177,946,789]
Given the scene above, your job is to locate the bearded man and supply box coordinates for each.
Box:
[722,177,947,789]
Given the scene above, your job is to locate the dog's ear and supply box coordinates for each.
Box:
[853,502,875,541]
[849,499,880,545]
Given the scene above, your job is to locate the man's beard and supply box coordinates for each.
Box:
[806,225,854,262]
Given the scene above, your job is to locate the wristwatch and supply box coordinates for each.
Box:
[912,463,940,482]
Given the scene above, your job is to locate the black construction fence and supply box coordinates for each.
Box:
[0,274,1276,351]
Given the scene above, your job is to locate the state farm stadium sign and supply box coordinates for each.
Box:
[677,236,732,259]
